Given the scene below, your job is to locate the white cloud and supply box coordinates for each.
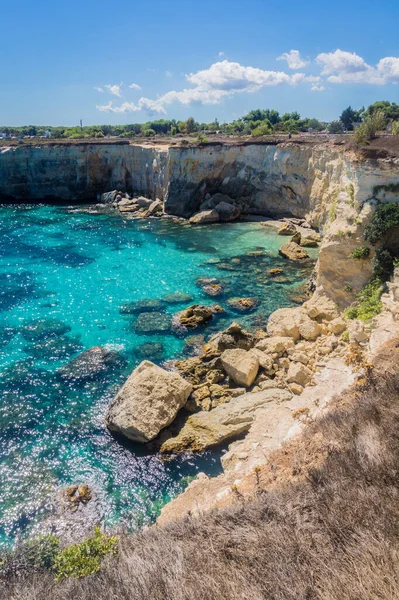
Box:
[277,49,309,70]
[105,84,123,97]
[94,87,104,93]
[377,57,399,84]
[316,49,369,75]
[96,101,142,113]
[165,71,173,77]
[129,83,141,90]
[186,60,291,91]
[97,59,304,115]
[316,49,399,85]
[311,84,325,92]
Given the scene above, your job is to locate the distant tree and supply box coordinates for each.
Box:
[354,110,385,143]
[185,117,197,134]
[328,121,344,134]
[339,106,363,131]
[306,118,324,131]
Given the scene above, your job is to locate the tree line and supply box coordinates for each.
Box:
[1,100,399,140]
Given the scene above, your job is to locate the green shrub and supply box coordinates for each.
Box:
[354,109,385,143]
[373,247,395,280]
[328,121,344,134]
[251,122,273,137]
[392,121,399,135]
[54,527,118,581]
[143,128,156,137]
[350,246,370,259]
[346,279,384,322]
[365,202,399,244]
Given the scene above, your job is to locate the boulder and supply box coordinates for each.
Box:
[298,318,321,341]
[286,362,313,387]
[291,232,301,244]
[249,348,274,371]
[278,222,296,235]
[58,346,119,382]
[134,312,172,334]
[267,307,321,341]
[328,317,347,335]
[146,199,163,216]
[160,388,291,453]
[304,295,339,322]
[202,283,223,296]
[279,242,309,261]
[179,305,213,328]
[106,361,192,443]
[136,196,153,208]
[300,237,319,247]
[221,349,259,387]
[119,203,140,213]
[227,297,259,312]
[214,201,240,222]
[255,336,295,354]
[189,210,220,224]
[100,190,118,203]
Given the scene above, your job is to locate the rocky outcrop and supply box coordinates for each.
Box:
[160,387,291,453]
[279,242,309,260]
[106,361,192,443]
[58,346,119,382]
[178,304,216,328]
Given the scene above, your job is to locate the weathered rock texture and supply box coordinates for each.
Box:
[106,361,192,443]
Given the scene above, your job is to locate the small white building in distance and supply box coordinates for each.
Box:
[44,130,52,138]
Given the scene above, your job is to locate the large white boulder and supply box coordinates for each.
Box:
[106,361,192,443]
[267,307,321,341]
[221,348,259,387]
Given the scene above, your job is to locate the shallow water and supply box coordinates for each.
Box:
[0,205,317,546]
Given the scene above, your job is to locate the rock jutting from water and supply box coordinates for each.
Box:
[106,361,192,443]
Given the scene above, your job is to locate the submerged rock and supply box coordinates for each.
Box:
[58,346,120,382]
[27,335,83,361]
[21,318,71,342]
[178,305,213,328]
[120,298,163,314]
[227,297,260,312]
[162,292,193,304]
[134,312,173,334]
[137,341,165,361]
[106,360,192,443]
[279,242,309,261]
[160,387,291,453]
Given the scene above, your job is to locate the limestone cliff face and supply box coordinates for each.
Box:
[0,144,167,201]
[2,141,399,306]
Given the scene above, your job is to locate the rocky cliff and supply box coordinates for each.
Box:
[2,141,399,305]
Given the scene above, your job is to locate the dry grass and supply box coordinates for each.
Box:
[2,346,399,599]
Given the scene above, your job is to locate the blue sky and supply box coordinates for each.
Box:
[1,0,398,126]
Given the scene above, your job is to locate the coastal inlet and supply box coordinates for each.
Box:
[0,204,317,546]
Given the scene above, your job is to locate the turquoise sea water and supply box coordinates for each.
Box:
[0,205,316,547]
